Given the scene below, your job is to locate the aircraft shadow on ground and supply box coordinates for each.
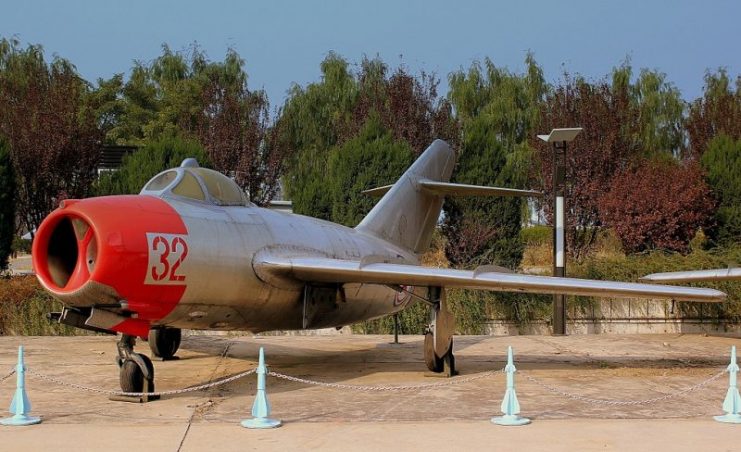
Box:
[156,334,735,399]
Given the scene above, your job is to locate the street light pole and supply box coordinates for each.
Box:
[552,140,567,335]
[537,128,582,336]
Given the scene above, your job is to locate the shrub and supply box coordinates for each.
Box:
[599,158,714,254]
[0,275,88,335]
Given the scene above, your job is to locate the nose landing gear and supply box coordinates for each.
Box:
[113,334,159,402]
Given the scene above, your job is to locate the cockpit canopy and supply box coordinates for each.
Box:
[141,159,249,206]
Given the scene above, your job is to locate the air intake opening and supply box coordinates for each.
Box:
[47,218,79,288]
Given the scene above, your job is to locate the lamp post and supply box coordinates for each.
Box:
[537,128,582,336]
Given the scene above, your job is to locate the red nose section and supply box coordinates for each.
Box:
[33,195,188,337]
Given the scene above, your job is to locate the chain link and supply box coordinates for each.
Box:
[520,369,727,406]
[26,368,256,398]
[0,368,15,383]
[268,368,503,391]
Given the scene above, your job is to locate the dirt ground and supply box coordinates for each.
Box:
[0,333,739,451]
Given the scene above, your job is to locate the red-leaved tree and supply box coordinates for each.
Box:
[0,39,101,235]
[599,158,714,253]
[195,71,288,206]
[532,76,638,259]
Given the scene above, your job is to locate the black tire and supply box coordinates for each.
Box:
[423,332,443,372]
[148,328,181,359]
[120,353,155,393]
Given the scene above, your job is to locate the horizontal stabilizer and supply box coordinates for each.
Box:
[255,256,726,303]
[641,268,741,283]
[363,179,542,198]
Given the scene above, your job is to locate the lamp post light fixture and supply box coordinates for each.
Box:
[537,127,582,336]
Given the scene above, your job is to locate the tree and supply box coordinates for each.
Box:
[95,136,209,195]
[612,63,686,157]
[194,52,287,205]
[0,138,15,271]
[445,55,546,268]
[95,45,288,204]
[0,38,101,236]
[279,53,457,221]
[599,158,713,253]
[701,135,741,246]
[532,74,638,259]
[327,114,414,226]
[687,69,741,158]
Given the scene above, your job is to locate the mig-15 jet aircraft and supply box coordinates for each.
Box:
[32,140,725,393]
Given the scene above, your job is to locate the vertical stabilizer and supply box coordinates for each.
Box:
[356,140,455,254]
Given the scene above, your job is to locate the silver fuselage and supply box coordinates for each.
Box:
[157,197,418,332]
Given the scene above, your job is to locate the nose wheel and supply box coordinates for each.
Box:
[113,334,159,402]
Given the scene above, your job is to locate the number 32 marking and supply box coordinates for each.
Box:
[149,234,189,283]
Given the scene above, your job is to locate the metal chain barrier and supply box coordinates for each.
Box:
[26,368,256,398]
[268,368,504,391]
[9,361,731,406]
[0,368,15,383]
[520,368,727,406]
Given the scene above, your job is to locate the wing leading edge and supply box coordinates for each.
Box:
[256,256,725,303]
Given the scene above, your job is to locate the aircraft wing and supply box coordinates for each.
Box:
[641,268,741,283]
[256,256,726,302]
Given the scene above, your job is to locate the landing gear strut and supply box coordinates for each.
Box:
[114,334,158,402]
[423,286,457,376]
[148,327,181,360]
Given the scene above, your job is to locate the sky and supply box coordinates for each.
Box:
[2,0,739,107]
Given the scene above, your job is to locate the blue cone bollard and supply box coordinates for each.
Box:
[1,346,41,426]
[241,347,281,429]
[492,346,530,426]
[714,345,741,424]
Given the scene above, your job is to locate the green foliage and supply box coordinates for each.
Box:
[570,244,741,322]
[280,53,358,220]
[11,236,31,255]
[444,55,546,268]
[355,289,489,335]
[520,225,551,246]
[100,44,243,145]
[701,135,741,246]
[94,136,210,195]
[612,63,686,156]
[0,139,14,271]
[280,53,456,221]
[327,115,413,226]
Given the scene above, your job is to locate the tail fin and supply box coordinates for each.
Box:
[356,140,455,254]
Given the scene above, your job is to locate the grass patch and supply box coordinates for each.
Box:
[0,275,89,335]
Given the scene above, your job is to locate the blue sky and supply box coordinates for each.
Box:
[2,0,739,107]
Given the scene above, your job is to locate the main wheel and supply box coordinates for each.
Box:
[148,328,181,359]
[424,332,443,372]
[120,353,155,393]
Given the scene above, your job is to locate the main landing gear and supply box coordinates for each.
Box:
[423,286,457,377]
[113,328,182,401]
[148,327,181,360]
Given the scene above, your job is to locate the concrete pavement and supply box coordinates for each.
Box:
[0,334,738,451]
